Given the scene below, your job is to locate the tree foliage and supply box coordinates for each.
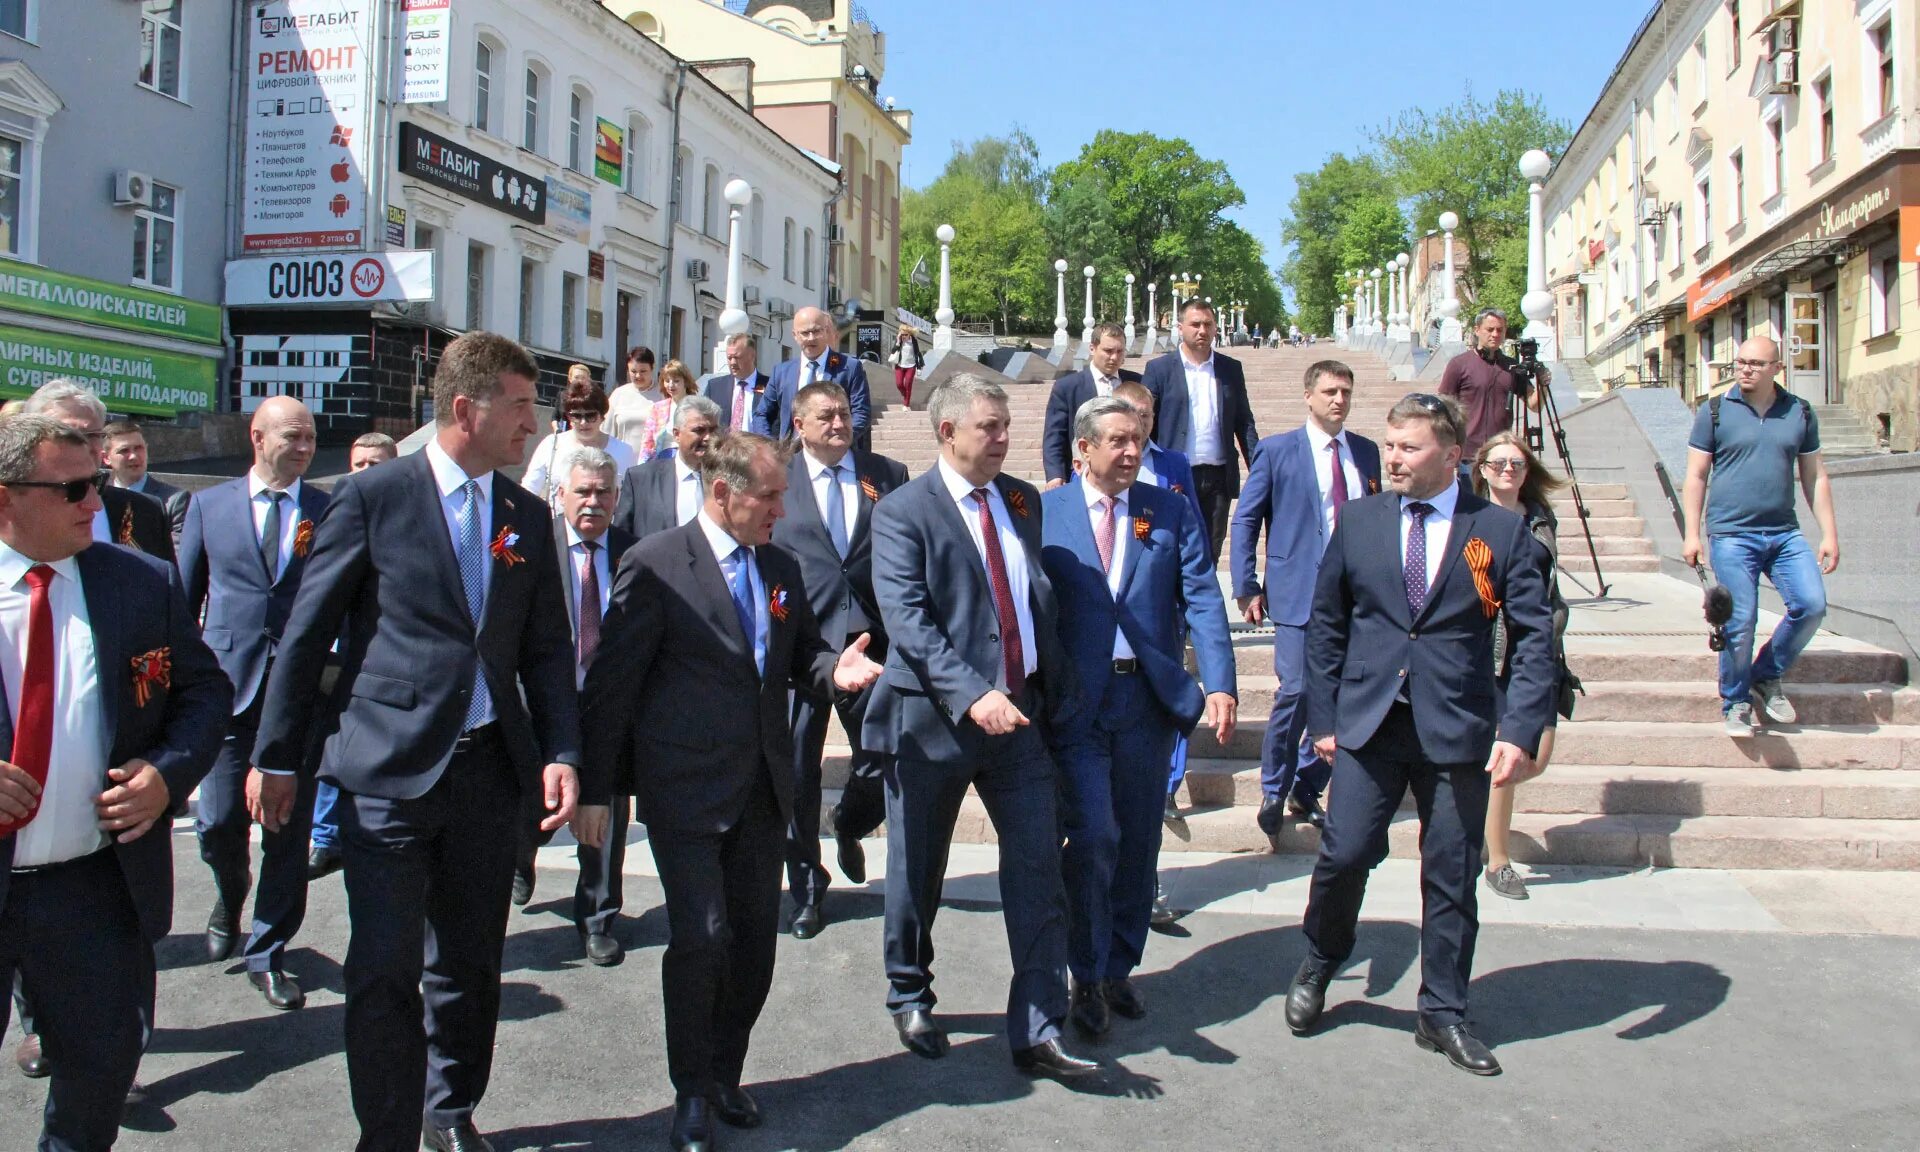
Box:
[1281,153,1400,335]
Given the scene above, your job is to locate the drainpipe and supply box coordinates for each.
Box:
[658,62,689,355]
[822,177,845,317]
[219,0,247,417]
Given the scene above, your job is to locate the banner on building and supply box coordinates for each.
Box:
[399,122,547,224]
[399,0,452,103]
[1902,206,1920,264]
[594,119,624,184]
[241,0,376,252]
[0,323,218,414]
[0,257,222,345]
[225,250,436,306]
[548,181,592,245]
[385,204,408,246]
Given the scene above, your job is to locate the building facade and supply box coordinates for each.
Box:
[1544,0,1918,449]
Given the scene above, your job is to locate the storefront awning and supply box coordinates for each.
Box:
[1752,0,1802,38]
[1593,300,1686,360]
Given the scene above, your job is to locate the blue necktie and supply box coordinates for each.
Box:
[456,480,494,729]
[1405,502,1434,619]
[823,464,850,558]
[727,546,763,674]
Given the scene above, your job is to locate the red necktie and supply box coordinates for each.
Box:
[732,381,749,430]
[1094,496,1117,573]
[971,489,1027,697]
[577,541,601,671]
[1,564,55,837]
[1328,439,1349,516]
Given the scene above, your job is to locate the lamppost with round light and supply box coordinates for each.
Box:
[1519,148,1556,354]
[933,223,956,350]
[1436,210,1463,344]
[715,178,753,375]
[1052,258,1070,354]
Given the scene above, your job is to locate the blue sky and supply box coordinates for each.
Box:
[877,0,1654,269]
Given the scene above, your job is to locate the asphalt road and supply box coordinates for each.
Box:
[5,830,1919,1151]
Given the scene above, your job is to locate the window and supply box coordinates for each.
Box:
[782,217,795,281]
[522,64,546,154]
[1698,321,1715,372]
[1766,115,1785,198]
[749,192,765,262]
[566,89,586,172]
[413,222,437,257]
[1667,206,1684,272]
[518,258,538,345]
[1869,244,1901,337]
[561,272,581,354]
[131,180,178,290]
[1732,298,1749,346]
[138,1,182,99]
[1729,151,1745,225]
[1666,69,1680,137]
[1871,19,1895,121]
[802,227,815,289]
[671,145,689,225]
[1693,35,1708,106]
[0,133,21,257]
[701,163,720,237]
[624,115,651,199]
[1,1,30,41]
[1695,176,1712,253]
[1814,76,1834,164]
[1727,1,1741,71]
[473,39,495,132]
[466,242,489,329]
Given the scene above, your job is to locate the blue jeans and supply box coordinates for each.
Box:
[312,780,341,849]
[1708,530,1827,712]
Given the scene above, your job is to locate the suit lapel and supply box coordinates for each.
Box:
[786,453,837,555]
[685,528,752,667]
[553,519,579,644]
[1417,499,1477,627]
[410,453,474,627]
[926,474,993,602]
[77,547,124,741]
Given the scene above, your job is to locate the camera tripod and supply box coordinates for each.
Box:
[1511,378,1610,598]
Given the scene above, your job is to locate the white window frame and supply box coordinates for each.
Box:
[1866,14,1897,123]
[702,163,720,237]
[560,271,581,354]
[0,61,59,264]
[1729,149,1745,225]
[671,145,690,225]
[522,60,549,156]
[1667,205,1684,274]
[623,113,651,201]
[1666,69,1680,140]
[749,191,765,262]
[782,217,795,282]
[131,180,181,292]
[1,0,36,43]
[1868,243,1901,338]
[466,241,490,330]
[518,257,540,346]
[1694,174,1712,258]
[1692,34,1709,109]
[1763,112,1786,201]
[1811,72,1834,167]
[137,0,185,102]
[802,226,815,289]
[1726,0,1741,74]
[472,33,505,136]
[566,86,588,173]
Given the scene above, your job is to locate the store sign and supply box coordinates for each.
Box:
[241,0,376,252]
[594,119,623,184]
[399,122,546,224]
[385,204,408,246]
[0,324,217,414]
[0,257,222,345]
[399,0,452,104]
[1687,259,1737,323]
[548,181,592,244]
[1900,206,1920,263]
[225,250,436,306]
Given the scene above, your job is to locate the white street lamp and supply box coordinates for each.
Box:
[1053,258,1070,355]
[1436,210,1463,344]
[1520,148,1556,354]
[1143,279,1158,356]
[1369,268,1382,338]
[715,178,754,375]
[1080,265,1097,355]
[933,223,956,350]
[1123,273,1136,351]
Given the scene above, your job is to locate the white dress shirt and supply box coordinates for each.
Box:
[697,510,767,675]
[727,373,762,430]
[1179,350,1224,465]
[564,522,613,687]
[90,507,111,545]
[799,356,828,387]
[522,431,636,507]
[1080,476,1134,661]
[248,473,304,576]
[1089,368,1120,397]
[0,543,109,868]
[1137,448,1162,489]
[424,437,496,724]
[935,459,1037,687]
[673,456,703,526]
[1303,422,1364,546]
[804,448,860,546]
[1399,480,1460,596]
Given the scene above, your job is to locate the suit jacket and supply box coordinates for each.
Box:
[101,485,175,563]
[131,476,190,542]
[862,467,1076,763]
[0,545,230,941]
[1041,367,1144,483]
[252,450,581,798]
[612,455,695,542]
[1145,351,1259,495]
[753,351,871,439]
[552,518,637,655]
[578,522,838,833]
[1039,481,1234,733]
[1230,428,1383,628]
[1305,489,1555,764]
[703,370,769,432]
[176,478,331,714]
[1143,444,1203,526]
[770,449,908,651]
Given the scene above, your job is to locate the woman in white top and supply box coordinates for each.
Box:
[605,345,661,458]
[523,370,637,507]
[889,328,923,406]
[637,358,700,462]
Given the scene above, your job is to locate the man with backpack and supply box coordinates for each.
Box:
[1681,335,1840,737]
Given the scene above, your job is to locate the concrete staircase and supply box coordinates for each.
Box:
[1811,404,1884,458]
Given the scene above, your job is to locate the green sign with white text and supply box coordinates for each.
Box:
[0,257,223,345]
[0,324,217,414]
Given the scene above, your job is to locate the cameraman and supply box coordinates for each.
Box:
[1439,308,1547,462]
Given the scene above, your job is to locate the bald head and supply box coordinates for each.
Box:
[792,306,835,360]
[250,396,317,487]
[1733,335,1782,395]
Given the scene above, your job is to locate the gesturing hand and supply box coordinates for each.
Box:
[247,768,298,833]
[968,690,1029,736]
[539,762,580,832]
[96,760,171,844]
[834,632,884,692]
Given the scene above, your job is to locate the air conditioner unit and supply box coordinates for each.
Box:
[742,286,762,305]
[767,295,792,317]
[1770,17,1797,53]
[1766,51,1798,94]
[826,285,843,307]
[827,225,846,245]
[113,170,153,208]
[1638,196,1665,226]
[685,258,711,281]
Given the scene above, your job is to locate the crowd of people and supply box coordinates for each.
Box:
[0,291,1839,1151]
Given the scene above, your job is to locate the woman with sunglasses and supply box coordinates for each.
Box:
[1471,431,1570,900]
[523,368,636,508]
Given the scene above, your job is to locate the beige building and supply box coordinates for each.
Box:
[1544,0,1919,449]
[607,0,913,349]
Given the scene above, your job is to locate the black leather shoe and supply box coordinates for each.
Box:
[1415,1017,1501,1075]
[709,1084,762,1129]
[1256,794,1284,837]
[306,845,344,880]
[248,969,306,1010]
[1069,980,1110,1038]
[894,1008,950,1059]
[790,903,823,940]
[1288,793,1327,830]
[15,1034,47,1078]
[1285,959,1332,1035]
[206,900,240,963]
[1012,1038,1099,1080]
[124,1080,148,1107]
[669,1095,713,1151]
[1149,878,1177,929]
[1102,977,1146,1020]
[583,930,624,967]
[831,804,868,885]
[1163,794,1190,841]
[422,1121,495,1152]
[510,870,534,907]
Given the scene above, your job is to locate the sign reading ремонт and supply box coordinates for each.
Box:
[242,0,376,253]
[0,257,222,345]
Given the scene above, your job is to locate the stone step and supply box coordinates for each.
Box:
[1226,638,1907,684]
[1551,721,1920,770]
[1557,554,1661,573]
[1550,498,1638,518]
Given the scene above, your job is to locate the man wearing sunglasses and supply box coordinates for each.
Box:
[0,415,229,1152]
[20,382,174,562]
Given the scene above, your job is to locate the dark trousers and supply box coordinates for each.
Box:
[1300,703,1490,1026]
[883,720,1070,1049]
[0,851,154,1152]
[648,771,785,1099]
[518,794,633,937]
[195,706,317,973]
[788,678,887,907]
[1189,463,1236,567]
[1057,674,1176,984]
[337,729,521,1149]
[1259,624,1333,802]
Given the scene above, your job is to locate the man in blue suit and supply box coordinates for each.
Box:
[1040,396,1236,1038]
[0,415,229,1152]
[1041,323,1141,488]
[753,307,872,447]
[1145,298,1259,565]
[252,332,590,1152]
[1284,394,1554,1077]
[177,396,328,1010]
[1230,360,1382,837]
[865,374,1095,1080]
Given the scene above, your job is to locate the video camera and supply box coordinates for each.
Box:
[1506,337,1543,402]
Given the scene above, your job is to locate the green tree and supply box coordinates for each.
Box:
[899,131,1051,332]
[1048,131,1245,296]
[1195,220,1286,332]
[1280,152,1394,334]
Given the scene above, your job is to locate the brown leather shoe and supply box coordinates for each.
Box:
[15,1033,48,1078]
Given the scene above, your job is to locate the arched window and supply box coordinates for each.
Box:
[625,11,663,42]
[566,84,591,172]
[522,60,550,154]
[782,218,795,281]
[625,114,653,200]
[672,145,692,225]
[749,192,765,261]
[473,34,503,133]
[702,163,721,237]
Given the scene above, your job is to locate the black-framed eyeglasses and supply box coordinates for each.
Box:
[1,470,110,503]
[1734,358,1778,371]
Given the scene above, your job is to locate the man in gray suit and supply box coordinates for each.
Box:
[611,396,722,541]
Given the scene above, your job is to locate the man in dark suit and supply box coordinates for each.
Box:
[1039,396,1236,1038]
[1285,393,1555,1077]
[1041,322,1141,488]
[704,333,768,435]
[769,380,909,940]
[753,307,872,448]
[20,382,174,562]
[1146,298,1259,565]
[580,432,881,1151]
[512,447,636,966]
[0,415,229,1152]
[176,396,327,1010]
[612,395,721,542]
[104,420,190,542]
[865,374,1095,1080]
[252,332,588,1152]
[1231,360,1383,837]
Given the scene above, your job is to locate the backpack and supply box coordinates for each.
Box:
[1706,387,1810,450]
